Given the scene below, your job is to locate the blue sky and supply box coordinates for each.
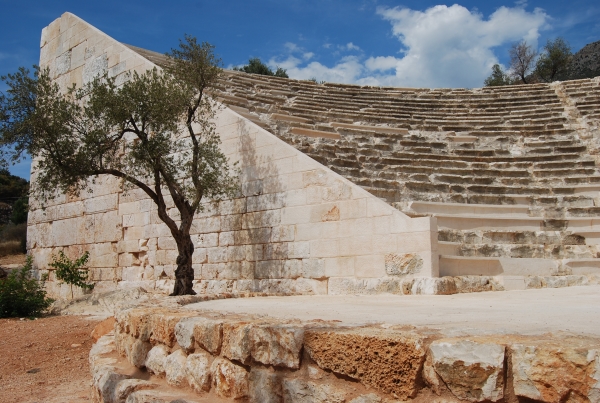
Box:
[1,0,599,179]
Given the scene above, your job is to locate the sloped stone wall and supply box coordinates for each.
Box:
[28,13,437,299]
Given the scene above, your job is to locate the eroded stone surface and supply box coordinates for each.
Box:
[221,322,253,364]
[349,394,383,403]
[512,343,600,403]
[250,323,304,369]
[175,317,204,353]
[423,339,505,402]
[210,357,249,399]
[165,349,188,387]
[385,253,423,276]
[192,318,223,355]
[151,312,189,347]
[304,328,426,399]
[145,344,169,375]
[129,339,152,368]
[185,351,212,393]
[249,368,283,403]
[282,379,345,403]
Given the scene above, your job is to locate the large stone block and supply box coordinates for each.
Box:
[145,344,169,375]
[185,350,212,393]
[249,368,283,403]
[304,328,426,399]
[222,322,253,364]
[164,349,187,387]
[192,318,223,355]
[282,379,345,403]
[150,311,190,347]
[210,357,249,399]
[511,343,600,402]
[175,317,204,353]
[423,339,505,402]
[250,323,304,369]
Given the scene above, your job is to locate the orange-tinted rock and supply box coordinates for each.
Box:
[221,322,253,364]
[423,339,505,402]
[304,327,426,399]
[250,323,304,369]
[511,342,600,403]
[211,357,249,399]
[91,316,116,342]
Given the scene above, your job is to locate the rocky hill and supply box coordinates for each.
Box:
[570,40,600,79]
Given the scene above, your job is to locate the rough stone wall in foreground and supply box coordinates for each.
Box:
[28,13,437,299]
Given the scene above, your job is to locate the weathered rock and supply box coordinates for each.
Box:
[349,394,382,403]
[91,316,116,342]
[282,379,345,403]
[165,349,188,387]
[175,317,204,353]
[145,344,169,375]
[115,330,135,358]
[423,339,505,402]
[193,318,223,355]
[250,323,304,369]
[511,343,600,402]
[92,365,131,403]
[221,322,253,364]
[248,367,283,403]
[126,308,158,342]
[151,312,190,347]
[114,379,157,402]
[210,357,249,399]
[304,328,426,399]
[185,351,212,393]
[385,253,423,275]
[129,339,152,368]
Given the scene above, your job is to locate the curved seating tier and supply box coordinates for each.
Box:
[211,71,600,277]
[129,44,600,279]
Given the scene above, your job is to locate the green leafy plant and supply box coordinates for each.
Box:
[49,251,94,299]
[0,256,54,317]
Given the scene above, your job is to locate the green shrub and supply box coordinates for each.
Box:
[0,256,54,318]
[49,251,94,299]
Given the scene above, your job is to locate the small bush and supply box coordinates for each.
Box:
[49,251,94,299]
[0,256,54,318]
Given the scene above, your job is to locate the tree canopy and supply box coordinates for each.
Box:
[484,64,513,87]
[535,37,573,83]
[233,58,289,78]
[0,37,238,295]
[509,41,537,84]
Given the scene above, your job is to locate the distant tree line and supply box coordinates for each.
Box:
[233,58,289,78]
[484,37,597,86]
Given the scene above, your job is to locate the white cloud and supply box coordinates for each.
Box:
[269,55,364,83]
[364,4,549,88]
[345,42,361,51]
[270,4,549,88]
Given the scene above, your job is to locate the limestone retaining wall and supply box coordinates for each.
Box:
[29,13,437,299]
[89,307,600,402]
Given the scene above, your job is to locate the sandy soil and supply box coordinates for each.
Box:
[0,315,102,403]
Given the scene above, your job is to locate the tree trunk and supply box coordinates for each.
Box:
[170,232,196,296]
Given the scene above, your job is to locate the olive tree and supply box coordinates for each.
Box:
[0,37,238,296]
[535,37,573,82]
[509,41,537,84]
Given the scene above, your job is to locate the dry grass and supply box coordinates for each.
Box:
[0,241,24,257]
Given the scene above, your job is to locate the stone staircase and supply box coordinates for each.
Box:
[210,71,600,282]
[126,45,600,283]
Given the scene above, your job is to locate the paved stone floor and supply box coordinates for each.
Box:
[185,285,600,337]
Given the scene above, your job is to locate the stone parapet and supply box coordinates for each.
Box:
[89,306,600,402]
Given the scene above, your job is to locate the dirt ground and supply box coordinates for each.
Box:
[0,315,102,403]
